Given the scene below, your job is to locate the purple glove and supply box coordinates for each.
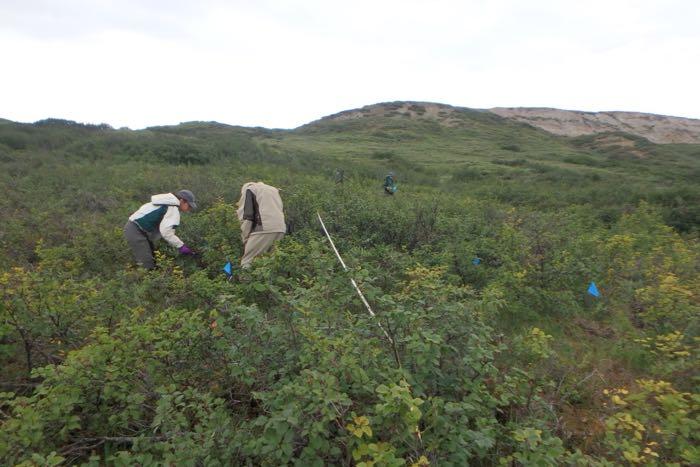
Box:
[178,244,194,255]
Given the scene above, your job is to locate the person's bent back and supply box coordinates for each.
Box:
[124,190,197,269]
[236,182,285,268]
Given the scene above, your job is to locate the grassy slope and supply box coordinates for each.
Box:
[259,106,700,394]
[259,105,700,228]
[2,108,698,231]
[0,109,698,455]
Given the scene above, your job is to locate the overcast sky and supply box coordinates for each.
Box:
[1,0,699,129]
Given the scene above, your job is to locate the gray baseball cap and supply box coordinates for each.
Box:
[176,189,197,210]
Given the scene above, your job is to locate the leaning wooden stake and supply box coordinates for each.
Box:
[317,212,401,368]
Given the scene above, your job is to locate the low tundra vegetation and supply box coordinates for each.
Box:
[0,118,698,465]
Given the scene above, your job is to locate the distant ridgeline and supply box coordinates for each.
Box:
[308,101,700,144]
[489,107,700,145]
[33,118,114,130]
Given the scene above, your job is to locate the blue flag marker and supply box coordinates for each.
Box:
[223,261,232,276]
[472,257,481,265]
[587,282,600,297]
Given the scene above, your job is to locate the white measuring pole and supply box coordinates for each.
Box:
[317,212,394,344]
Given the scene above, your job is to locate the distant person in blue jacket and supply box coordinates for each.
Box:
[124,190,197,269]
[383,172,397,195]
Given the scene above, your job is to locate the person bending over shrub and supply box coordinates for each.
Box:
[124,189,197,269]
[236,182,286,269]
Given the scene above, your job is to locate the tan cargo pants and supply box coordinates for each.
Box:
[241,232,285,268]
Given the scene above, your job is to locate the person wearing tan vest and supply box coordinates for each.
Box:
[236,181,286,268]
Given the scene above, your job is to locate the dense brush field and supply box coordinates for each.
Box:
[0,105,698,465]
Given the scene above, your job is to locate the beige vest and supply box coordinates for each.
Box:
[236,182,286,234]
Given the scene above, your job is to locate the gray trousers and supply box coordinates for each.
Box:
[241,232,285,268]
[124,221,159,269]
